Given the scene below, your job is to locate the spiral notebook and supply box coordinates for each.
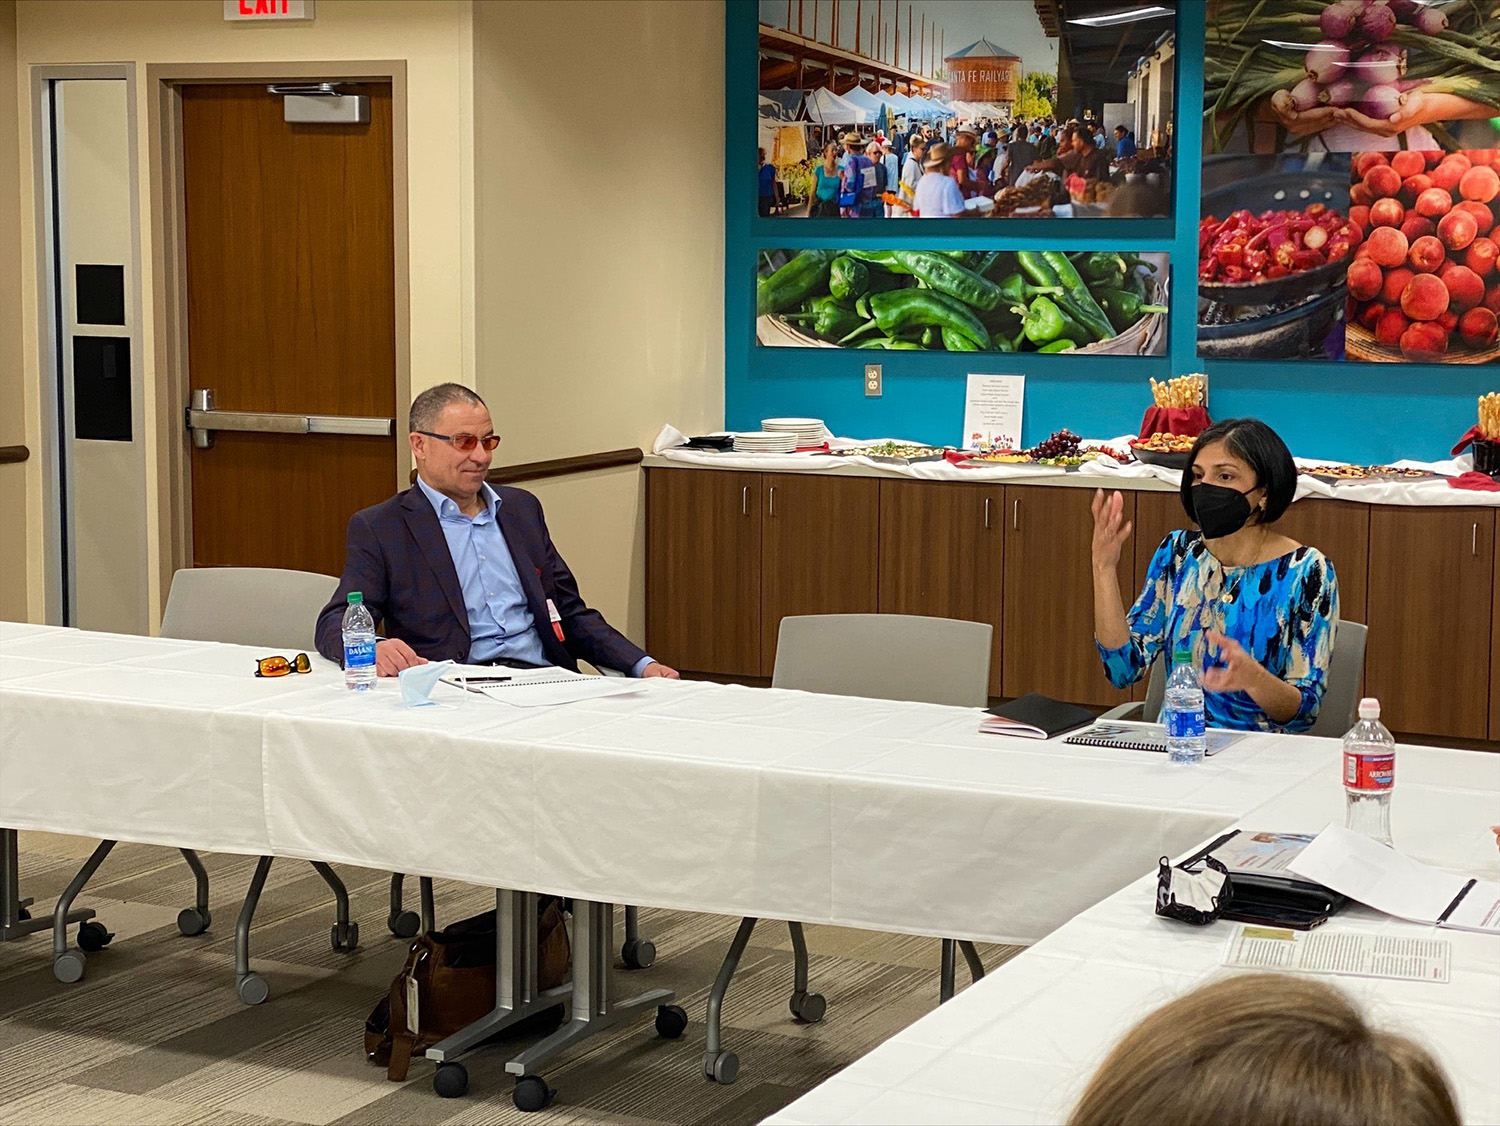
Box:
[1064,722,1243,756]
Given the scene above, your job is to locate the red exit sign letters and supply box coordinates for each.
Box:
[223,0,314,20]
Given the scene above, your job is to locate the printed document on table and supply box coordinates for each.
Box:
[1222,924,1451,983]
[1287,823,1500,934]
[441,667,647,708]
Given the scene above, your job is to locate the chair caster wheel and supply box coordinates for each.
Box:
[177,907,211,936]
[53,950,85,983]
[433,1061,468,1099]
[621,937,656,970]
[704,1050,739,1084]
[789,990,826,1023]
[17,906,30,921]
[77,920,113,952]
[655,1004,688,1040]
[330,922,360,953]
[236,972,270,1005]
[387,910,420,938]
[512,1074,554,1112]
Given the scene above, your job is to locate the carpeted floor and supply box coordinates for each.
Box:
[0,832,1022,1125]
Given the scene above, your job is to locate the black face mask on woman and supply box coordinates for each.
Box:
[1191,483,1255,539]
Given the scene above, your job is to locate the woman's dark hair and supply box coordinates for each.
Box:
[1179,417,1297,525]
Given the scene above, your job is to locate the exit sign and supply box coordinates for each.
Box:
[224,0,314,19]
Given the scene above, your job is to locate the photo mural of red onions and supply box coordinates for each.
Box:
[1345,147,1500,362]
[1205,0,1500,154]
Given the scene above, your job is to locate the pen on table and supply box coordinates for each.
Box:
[1435,878,1476,926]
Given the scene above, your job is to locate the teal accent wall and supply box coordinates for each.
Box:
[726,0,1495,463]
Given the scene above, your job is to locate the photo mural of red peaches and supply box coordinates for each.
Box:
[1345,148,1500,362]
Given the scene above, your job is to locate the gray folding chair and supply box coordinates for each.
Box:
[48,567,349,1001]
[1100,621,1368,736]
[703,614,993,1085]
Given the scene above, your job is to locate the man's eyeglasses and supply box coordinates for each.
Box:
[255,653,312,677]
[417,431,502,453]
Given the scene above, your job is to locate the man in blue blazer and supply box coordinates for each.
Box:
[315,383,678,680]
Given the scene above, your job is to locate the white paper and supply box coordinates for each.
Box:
[441,666,649,708]
[961,374,1024,451]
[1222,924,1451,983]
[1287,823,1494,930]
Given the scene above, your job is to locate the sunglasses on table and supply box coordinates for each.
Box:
[255,653,312,677]
[417,431,502,452]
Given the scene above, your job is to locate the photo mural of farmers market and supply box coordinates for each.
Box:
[758,247,1170,353]
[756,0,1176,217]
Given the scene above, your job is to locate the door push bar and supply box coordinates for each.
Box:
[185,388,394,449]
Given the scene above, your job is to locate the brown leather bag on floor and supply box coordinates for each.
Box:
[365,900,571,1081]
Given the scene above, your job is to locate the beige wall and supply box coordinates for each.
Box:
[471,0,724,641]
[0,0,25,622]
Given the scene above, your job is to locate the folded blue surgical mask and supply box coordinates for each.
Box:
[398,660,455,707]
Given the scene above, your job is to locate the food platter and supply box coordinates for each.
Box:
[1300,464,1448,484]
[829,442,949,464]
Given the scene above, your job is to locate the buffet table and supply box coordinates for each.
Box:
[764,746,1500,1125]
[648,427,1499,508]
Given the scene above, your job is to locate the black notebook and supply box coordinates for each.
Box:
[1064,722,1243,756]
[981,693,1097,740]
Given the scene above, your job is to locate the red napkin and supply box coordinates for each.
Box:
[1139,405,1210,441]
[1451,425,1482,456]
[1448,471,1500,492]
[795,442,831,453]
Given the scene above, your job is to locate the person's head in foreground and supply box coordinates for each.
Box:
[1180,417,1297,537]
[1068,974,1459,1126]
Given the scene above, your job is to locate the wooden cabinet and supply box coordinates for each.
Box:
[646,469,762,677]
[878,480,1005,696]
[1366,506,1495,740]
[1492,520,1499,743]
[1002,485,1134,707]
[761,474,881,675]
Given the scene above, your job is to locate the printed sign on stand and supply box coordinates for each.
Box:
[962,373,1024,451]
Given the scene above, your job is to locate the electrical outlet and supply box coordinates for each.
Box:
[864,363,882,397]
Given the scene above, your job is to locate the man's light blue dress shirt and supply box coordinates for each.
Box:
[416,476,653,675]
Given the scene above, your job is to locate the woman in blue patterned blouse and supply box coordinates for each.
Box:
[1090,418,1339,733]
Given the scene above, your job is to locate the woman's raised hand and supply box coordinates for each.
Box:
[1091,489,1132,573]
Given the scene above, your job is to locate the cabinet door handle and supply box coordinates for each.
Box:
[768,487,776,517]
[742,485,748,516]
[1474,523,1479,556]
[1012,498,1019,530]
[984,497,991,529]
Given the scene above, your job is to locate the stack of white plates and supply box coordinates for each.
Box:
[732,430,798,453]
[760,417,825,447]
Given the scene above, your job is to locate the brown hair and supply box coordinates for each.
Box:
[1069,974,1459,1126]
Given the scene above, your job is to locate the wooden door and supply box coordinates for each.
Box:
[1366,507,1495,740]
[878,481,1004,696]
[645,469,762,677]
[1003,485,1134,707]
[182,83,397,576]
[761,474,880,676]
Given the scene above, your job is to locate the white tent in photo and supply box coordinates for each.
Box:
[802,86,870,126]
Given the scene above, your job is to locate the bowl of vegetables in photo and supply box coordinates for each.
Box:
[755,249,1169,355]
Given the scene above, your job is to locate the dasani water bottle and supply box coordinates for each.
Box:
[1163,643,1206,765]
[1343,697,1395,847]
[342,591,377,691]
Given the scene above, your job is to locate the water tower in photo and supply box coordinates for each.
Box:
[945,38,1020,110]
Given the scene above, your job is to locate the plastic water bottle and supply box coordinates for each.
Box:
[342,591,377,691]
[1343,698,1395,847]
[1163,644,1206,764]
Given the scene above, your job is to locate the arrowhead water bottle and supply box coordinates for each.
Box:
[342,591,377,691]
[1343,697,1395,847]
[1163,643,1207,765]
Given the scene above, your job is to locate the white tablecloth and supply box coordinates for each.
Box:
[2,625,1336,945]
[765,746,1500,1125]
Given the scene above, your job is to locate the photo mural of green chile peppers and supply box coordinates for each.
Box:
[757,249,834,317]
[756,248,1167,353]
[1014,295,1085,347]
[1094,289,1170,333]
[839,289,991,350]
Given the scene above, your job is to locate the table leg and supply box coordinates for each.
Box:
[703,915,758,1084]
[0,827,95,943]
[51,839,116,982]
